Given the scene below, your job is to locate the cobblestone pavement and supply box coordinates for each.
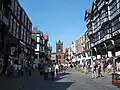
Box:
[0,69,119,90]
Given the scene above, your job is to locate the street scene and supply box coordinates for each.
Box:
[1,0,120,90]
[0,68,118,90]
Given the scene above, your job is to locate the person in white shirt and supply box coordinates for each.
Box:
[91,61,97,79]
[107,63,112,75]
[55,64,59,76]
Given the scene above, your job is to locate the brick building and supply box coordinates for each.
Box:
[56,40,65,64]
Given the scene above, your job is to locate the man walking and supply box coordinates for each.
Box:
[44,64,49,80]
[51,64,55,80]
[98,63,102,77]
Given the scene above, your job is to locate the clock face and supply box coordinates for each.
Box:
[59,49,61,51]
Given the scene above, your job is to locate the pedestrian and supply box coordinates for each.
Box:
[92,60,97,79]
[18,64,22,76]
[51,64,55,80]
[55,64,59,76]
[44,65,49,80]
[107,63,112,75]
[28,65,32,76]
[13,63,18,77]
[21,65,24,76]
[33,63,36,72]
[98,63,102,77]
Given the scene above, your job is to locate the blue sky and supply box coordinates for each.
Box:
[19,0,92,52]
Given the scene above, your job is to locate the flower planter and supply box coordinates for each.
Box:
[112,73,120,88]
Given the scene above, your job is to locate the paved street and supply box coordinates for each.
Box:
[0,69,119,90]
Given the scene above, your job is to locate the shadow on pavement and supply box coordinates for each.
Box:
[0,72,73,90]
[54,72,71,81]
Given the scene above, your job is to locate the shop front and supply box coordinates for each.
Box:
[112,37,120,88]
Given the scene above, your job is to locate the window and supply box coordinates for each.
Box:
[30,23,32,32]
[14,1,17,16]
[111,18,119,26]
[100,30,104,39]
[25,15,27,26]
[29,35,31,44]
[43,46,45,52]
[10,0,14,11]
[13,19,16,37]
[22,11,24,23]
[16,23,19,39]
[110,0,117,10]
[17,6,20,20]
[111,18,120,32]
[27,32,29,43]
[39,37,42,44]
[112,22,120,31]
[110,6,117,15]
[24,29,26,42]
[9,15,13,33]
[27,20,29,30]
[21,26,24,40]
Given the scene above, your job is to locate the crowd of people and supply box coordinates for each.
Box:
[71,58,117,79]
[38,63,68,80]
[0,60,69,81]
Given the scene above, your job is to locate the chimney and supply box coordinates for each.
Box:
[33,27,38,33]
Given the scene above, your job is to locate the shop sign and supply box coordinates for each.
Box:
[114,74,120,80]
[115,51,120,56]
[113,29,120,37]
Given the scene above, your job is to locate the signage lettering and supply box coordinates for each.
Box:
[113,29,120,36]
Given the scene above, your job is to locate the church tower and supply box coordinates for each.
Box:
[56,40,63,53]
